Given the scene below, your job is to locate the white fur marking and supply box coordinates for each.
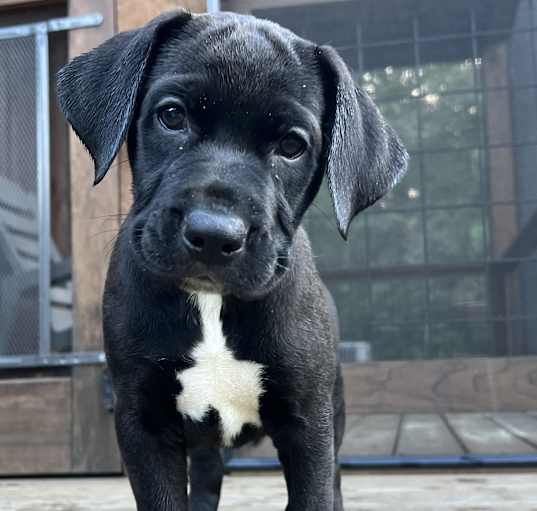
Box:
[176,293,265,446]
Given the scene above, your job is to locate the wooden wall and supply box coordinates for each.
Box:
[0,378,71,474]
[342,356,537,415]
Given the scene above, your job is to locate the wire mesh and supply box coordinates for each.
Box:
[0,35,40,356]
[251,0,537,361]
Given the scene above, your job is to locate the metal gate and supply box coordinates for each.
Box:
[0,14,103,369]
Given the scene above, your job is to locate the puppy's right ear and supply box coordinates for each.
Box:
[57,10,191,185]
[317,45,408,239]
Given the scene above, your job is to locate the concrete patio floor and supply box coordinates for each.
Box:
[2,471,537,510]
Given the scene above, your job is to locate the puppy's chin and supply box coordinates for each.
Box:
[222,257,291,301]
[179,272,273,300]
[181,277,224,295]
[178,257,288,300]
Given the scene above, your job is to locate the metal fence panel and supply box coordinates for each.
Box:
[0,14,102,366]
[0,35,40,356]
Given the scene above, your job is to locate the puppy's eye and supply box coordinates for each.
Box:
[278,132,307,159]
[158,105,187,131]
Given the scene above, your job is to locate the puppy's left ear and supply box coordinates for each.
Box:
[317,45,408,239]
[57,10,192,185]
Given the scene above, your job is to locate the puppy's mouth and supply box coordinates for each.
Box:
[130,217,290,298]
[131,222,178,277]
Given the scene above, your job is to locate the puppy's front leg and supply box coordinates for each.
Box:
[273,412,335,511]
[115,395,188,511]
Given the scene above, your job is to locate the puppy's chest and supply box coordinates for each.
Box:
[175,293,264,446]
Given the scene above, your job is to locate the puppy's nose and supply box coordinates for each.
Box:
[182,210,247,263]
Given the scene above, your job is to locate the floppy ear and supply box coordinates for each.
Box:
[57,10,192,185]
[317,45,408,239]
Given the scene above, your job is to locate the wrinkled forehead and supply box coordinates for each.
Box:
[148,12,323,114]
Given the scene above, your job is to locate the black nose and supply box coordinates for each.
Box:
[182,210,247,263]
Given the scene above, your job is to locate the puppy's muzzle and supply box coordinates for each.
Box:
[182,209,247,265]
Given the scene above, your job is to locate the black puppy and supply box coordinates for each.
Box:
[58,10,407,511]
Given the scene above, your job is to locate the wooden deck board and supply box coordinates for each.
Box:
[234,414,401,459]
[446,413,537,455]
[234,413,537,459]
[488,413,537,448]
[340,414,400,456]
[396,414,464,456]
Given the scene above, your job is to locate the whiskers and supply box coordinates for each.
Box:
[106,156,131,173]
[88,215,129,258]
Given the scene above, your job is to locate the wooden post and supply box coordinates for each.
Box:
[482,44,519,356]
[67,0,121,474]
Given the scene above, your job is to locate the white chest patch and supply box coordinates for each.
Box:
[176,292,265,446]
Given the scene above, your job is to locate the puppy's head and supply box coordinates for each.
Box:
[58,10,407,299]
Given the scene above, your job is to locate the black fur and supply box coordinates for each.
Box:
[57,10,407,511]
